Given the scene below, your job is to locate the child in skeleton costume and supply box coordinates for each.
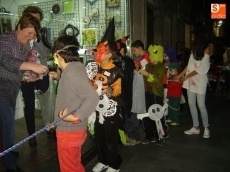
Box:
[138,44,167,145]
[88,40,123,172]
[166,63,183,126]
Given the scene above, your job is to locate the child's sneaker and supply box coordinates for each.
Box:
[184,127,200,135]
[156,139,163,146]
[166,119,172,123]
[170,122,180,126]
[92,162,109,172]
[163,131,169,139]
[126,135,131,142]
[106,167,120,172]
[141,139,150,144]
[125,138,141,146]
[203,127,210,138]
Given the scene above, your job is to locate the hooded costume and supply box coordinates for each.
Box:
[145,44,165,97]
[114,35,135,118]
[165,48,178,64]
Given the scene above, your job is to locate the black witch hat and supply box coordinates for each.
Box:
[92,17,115,52]
[101,17,115,42]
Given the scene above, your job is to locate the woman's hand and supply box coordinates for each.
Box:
[173,75,181,81]
[30,63,47,74]
[180,76,187,82]
[58,108,74,122]
[173,75,185,82]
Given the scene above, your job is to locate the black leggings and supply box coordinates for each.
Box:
[21,75,49,135]
[95,111,122,170]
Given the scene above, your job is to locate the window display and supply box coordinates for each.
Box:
[16,0,129,59]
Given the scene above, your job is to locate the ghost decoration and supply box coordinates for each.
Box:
[87,79,117,125]
[85,61,98,80]
[137,104,165,140]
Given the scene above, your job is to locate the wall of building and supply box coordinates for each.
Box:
[1,0,193,51]
[0,0,129,50]
[129,0,146,47]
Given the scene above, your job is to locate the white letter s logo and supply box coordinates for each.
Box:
[211,4,220,13]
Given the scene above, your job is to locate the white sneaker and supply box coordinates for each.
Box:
[106,167,120,172]
[203,127,210,138]
[92,162,109,172]
[184,127,200,135]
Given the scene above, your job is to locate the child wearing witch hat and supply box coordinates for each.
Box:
[166,62,183,126]
[87,18,123,172]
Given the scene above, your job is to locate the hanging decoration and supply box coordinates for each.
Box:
[106,0,120,7]
[63,0,74,13]
[91,8,99,21]
[87,0,97,6]
[82,28,97,46]
[52,4,61,15]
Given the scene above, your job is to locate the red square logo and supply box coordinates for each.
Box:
[211,4,226,19]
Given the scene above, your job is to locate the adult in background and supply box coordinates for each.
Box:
[221,40,230,99]
[0,13,47,172]
[20,6,51,147]
[174,22,211,138]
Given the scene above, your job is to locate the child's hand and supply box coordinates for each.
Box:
[102,88,112,97]
[26,76,40,82]
[58,108,74,122]
[49,71,58,79]
[138,70,149,76]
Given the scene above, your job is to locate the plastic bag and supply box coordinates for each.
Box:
[131,71,146,113]
[23,48,43,81]
[15,91,24,120]
[36,75,56,129]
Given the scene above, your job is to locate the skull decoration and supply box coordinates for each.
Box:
[148,104,164,121]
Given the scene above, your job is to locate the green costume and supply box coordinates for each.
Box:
[144,44,165,97]
[145,62,165,97]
